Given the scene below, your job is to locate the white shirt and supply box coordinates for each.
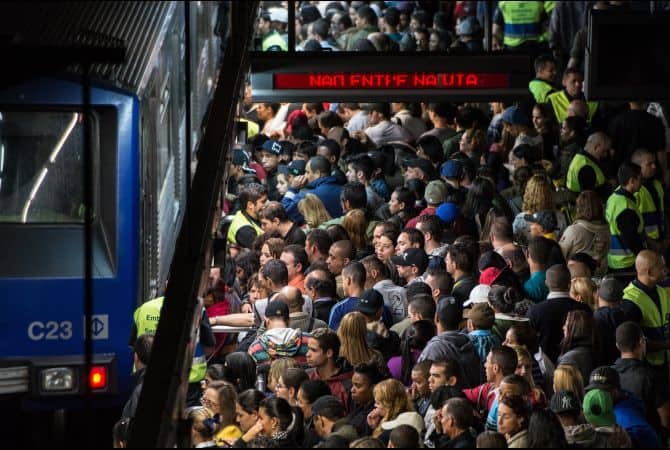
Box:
[374,279,407,324]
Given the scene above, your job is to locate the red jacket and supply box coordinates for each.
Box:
[464,382,497,416]
[308,367,353,413]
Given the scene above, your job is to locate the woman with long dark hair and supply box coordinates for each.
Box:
[557,309,597,384]
[527,408,569,448]
[222,352,257,392]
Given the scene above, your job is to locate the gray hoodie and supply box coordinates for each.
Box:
[559,219,610,276]
[564,423,632,448]
[418,331,482,388]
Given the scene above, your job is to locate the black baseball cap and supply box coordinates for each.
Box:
[261,139,283,156]
[391,248,429,273]
[524,210,557,232]
[287,159,307,176]
[586,366,620,391]
[355,289,384,315]
[232,149,256,174]
[265,300,289,322]
[550,390,581,415]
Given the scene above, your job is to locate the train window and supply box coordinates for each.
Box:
[0,111,98,223]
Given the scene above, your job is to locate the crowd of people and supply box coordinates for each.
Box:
[114,1,670,448]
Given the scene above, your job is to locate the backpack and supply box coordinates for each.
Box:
[436,335,483,389]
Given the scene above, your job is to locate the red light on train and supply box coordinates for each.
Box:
[89,366,108,390]
[274,72,510,89]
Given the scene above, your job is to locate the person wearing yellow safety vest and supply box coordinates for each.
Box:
[256,11,288,51]
[631,148,667,250]
[605,163,646,281]
[538,0,555,45]
[227,183,267,249]
[492,1,547,51]
[129,296,216,407]
[547,68,598,124]
[621,250,670,426]
[566,132,612,200]
[529,54,557,103]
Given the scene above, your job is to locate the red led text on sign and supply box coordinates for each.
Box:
[274,72,510,89]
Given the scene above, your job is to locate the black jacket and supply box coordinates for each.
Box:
[594,306,631,364]
[526,294,592,363]
[445,430,477,448]
[312,297,337,323]
[347,401,374,437]
[121,367,145,418]
[612,357,659,426]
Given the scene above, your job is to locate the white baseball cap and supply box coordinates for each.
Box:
[463,284,491,307]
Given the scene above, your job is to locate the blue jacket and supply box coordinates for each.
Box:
[282,176,343,225]
[615,394,662,448]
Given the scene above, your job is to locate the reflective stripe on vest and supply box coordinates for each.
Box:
[635,180,665,240]
[605,190,643,269]
[133,297,207,383]
[539,1,555,42]
[623,283,670,366]
[566,153,606,193]
[547,90,598,124]
[262,31,288,51]
[529,79,554,103]
[227,210,263,244]
[499,1,544,47]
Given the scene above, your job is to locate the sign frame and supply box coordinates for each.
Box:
[250,52,533,102]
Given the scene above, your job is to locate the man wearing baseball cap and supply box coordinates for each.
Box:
[405,180,447,228]
[402,158,436,184]
[247,300,310,368]
[525,210,558,241]
[355,289,401,360]
[259,139,285,201]
[392,248,429,286]
[584,366,661,448]
[551,388,631,446]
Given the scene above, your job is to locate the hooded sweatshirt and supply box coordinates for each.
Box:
[559,219,610,276]
[612,358,657,424]
[564,423,632,448]
[418,331,482,388]
[308,365,353,413]
[248,328,310,367]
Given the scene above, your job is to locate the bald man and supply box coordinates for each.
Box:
[622,250,670,428]
[279,286,327,333]
[566,131,612,198]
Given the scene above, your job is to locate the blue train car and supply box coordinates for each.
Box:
[0,1,221,410]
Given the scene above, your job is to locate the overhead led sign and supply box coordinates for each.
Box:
[274,72,510,90]
[251,53,532,101]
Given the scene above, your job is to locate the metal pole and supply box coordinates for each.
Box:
[484,0,492,51]
[82,60,94,445]
[288,0,296,51]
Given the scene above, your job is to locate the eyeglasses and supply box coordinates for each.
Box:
[200,396,219,409]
